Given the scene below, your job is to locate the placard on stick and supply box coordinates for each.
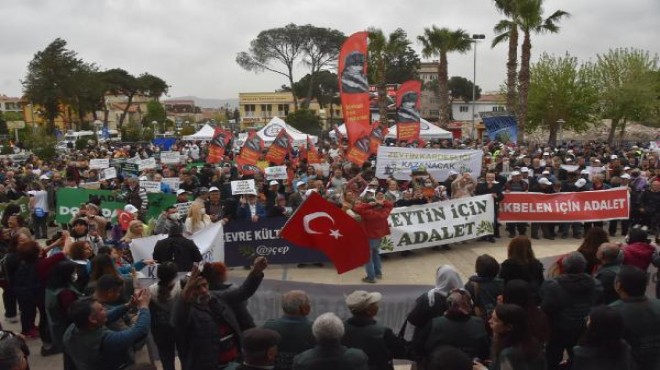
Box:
[231,179,257,195]
[89,158,110,169]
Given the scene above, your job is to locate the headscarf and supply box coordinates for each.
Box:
[428,265,463,306]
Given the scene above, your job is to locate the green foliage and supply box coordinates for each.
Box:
[2,112,23,122]
[285,109,321,134]
[448,76,482,102]
[293,70,338,108]
[142,101,167,125]
[121,122,143,142]
[368,28,420,85]
[20,127,57,160]
[527,53,598,144]
[75,138,88,150]
[141,127,155,141]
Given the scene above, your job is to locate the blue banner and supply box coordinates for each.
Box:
[223,217,328,267]
[153,138,176,150]
[480,113,517,144]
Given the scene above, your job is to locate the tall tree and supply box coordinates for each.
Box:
[22,38,84,131]
[418,27,472,127]
[448,76,481,103]
[102,68,139,129]
[492,0,520,116]
[527,53,598,145]
[299,25,345,109]
[142,100,167,126]
[368,28,420,124]
[516,0,569,142]
[592,48,658,143]
[236,24,307,110]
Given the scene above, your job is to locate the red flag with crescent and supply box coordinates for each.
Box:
[280,192,369,274]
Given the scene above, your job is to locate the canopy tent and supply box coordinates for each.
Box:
[330,118,453,140]
[255,117,318,146]
[183,123,216,141]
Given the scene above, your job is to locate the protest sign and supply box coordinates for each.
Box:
[311,163,331,177]
[161,177,180,192]
[498,188,629,223]
[101,167,117,180]
[131,222,224,264]
[0,197,29,220]
[139,181,161,193]
[119,163,139,175]
[231,179,257,195]
[375,146,483,181]
[89,158,110,169]
[159,151,181,164]
[79,182,100,190]
[175,201,193,218]
[264,166,288,180]
[139,157,157,170]
[386,195,494,252]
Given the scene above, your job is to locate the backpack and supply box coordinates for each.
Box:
[12,260,42,299]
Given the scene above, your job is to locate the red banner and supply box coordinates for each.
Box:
[396,80,421,142]
[345,137,371,166]
[264,129,292,165]
[238,131,263,165]
[306,136,320,164]
[207,127,232,164]
[339,31,371,147]
[498,188,629,223]
[369,122,388,155]
[235,156,261,176]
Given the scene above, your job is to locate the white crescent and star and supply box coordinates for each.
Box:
[302,212,343,240]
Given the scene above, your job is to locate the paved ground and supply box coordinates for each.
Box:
[13,234,622,370]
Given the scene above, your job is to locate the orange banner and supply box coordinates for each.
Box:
[396,80,421,142]
[339,31,371,147]
[498,188,629,223]
[264,129,291,165]
[239,131,263,165]
[306,136,320,164]
[369,123,388,155]
[207,128,231,164]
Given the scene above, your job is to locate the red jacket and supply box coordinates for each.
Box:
[623,242,656,271]
[353,201,393,239]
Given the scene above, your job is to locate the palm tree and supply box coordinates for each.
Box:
[516,0,569,142]
[418,27,472,128]
[492,0,520,117]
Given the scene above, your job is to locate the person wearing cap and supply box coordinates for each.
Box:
[607,176,630,237]
[262,290,315,370]
[475,171,504,241]
[530,177,556,240]
[353,192,394,284]
[238,194,267,223]
[152,224,202,272]
[583,174,611,234]
[287,181,307,211]
[172,257,268,370]
[263,180,283,213]
[342,290,409,370]
[121,176,148,221]
[204,186,229,224]
[540,251,602,370]
[292,312,368,370]
[504,170,529,238]
[176,188,191,204]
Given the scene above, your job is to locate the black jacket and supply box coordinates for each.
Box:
[594,262,622,305]
[610,296,660,370]
[263,316,315,370]
[499,258,545,294]
[152,235,202,272]
[342,315,409,370]
[413,313,489,365]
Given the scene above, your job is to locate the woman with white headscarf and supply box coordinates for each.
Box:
[406,265,463,331]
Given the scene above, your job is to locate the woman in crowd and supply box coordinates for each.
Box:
[184,202,211,235]
[44,260,83,359]
[502,279,550,345]
[406,265,463,332]
[499,236,544,297]
[201,261,255,331]
[473,304,545,370]
[576,227,609,274]
[464,254,504,324]
[622,227,656,271]
[571,305,634,370]
[148,262,181,370]
[86,253,133,302]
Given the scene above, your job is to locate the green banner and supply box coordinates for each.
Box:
[0,197,30,220]
[55,188,176,225]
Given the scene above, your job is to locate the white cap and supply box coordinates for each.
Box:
[448,170,459,176]
[139,176,148,181]
[621,174,631,179]
[345,290,382,311]
[623,166,631,171]
[511,171,521,176]
[124,204,139,213]
[542,170,550,175]
[611,155,618,159]
[566,158,573,162]
[580,169,590,175]
[269,180,279,186]
[593,159,601,163]
[39,174,50,180]
[575,178,587,188]
[296,181,306,188]
[567,149,574,154]
[520,167,529,172]
[176,189,189,196]
[538,177,552,186]
[543,152,550,156]
[209,186,220,192]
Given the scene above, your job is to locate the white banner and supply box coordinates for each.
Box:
[89,158,110,169]
[130,222,225,268]
[311,163,330,177]
[139,180,161,193]
[139,157,157,170]
[160,151,182,164]
[161,177,180,192]
[101,167,117,180]
[231,179,257,195]
[175,201,193,218]
[264,166,288,180]
[384,195,495,253]
[375,146,483,181]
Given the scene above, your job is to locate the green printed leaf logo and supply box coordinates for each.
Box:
[476,220,494,236]
[238,246,255,258]
[380,237,394,251]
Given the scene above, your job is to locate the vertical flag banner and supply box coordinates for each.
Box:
[207,128,231,164]
[479,112,518,144]
[239,130,263,165]
[339,31,371,147]
[264,129,292,165]
[306,136,321,164]
[396,80,422,142]
[369,122,389,155]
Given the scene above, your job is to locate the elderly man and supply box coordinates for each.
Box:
[262,290,315,370]
[504,170,529,237]
[288,181,307,211]
[292,312,368,370]
[595,242,623,304]
[122,176,148,221]
[227,328,281,370]
[342,290,408,370]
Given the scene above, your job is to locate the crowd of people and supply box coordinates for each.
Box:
[0,134,659,370]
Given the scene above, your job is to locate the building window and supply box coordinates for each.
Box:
[459,106,469,112]
[429,110,439,116]
[261,104,272,118]
[245,104,255,117]
[492,106,505,112]
[277,104,288,117]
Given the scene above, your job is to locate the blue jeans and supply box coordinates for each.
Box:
[364,238,382,280]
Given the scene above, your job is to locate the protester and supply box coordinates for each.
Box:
[147,262,181,370]
[621,227,656,270]
[152,224,202,271]
[464,254,504,323]
[502,279,550,345]
[184,201,211,235]
[406,265,463,332]
[231,328,282,370]
[499,236,544,296]
[594,242,623,304]
[353,191,393,283]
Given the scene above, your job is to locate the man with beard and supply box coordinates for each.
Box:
[172,257,268,370]
[341,51,369,94]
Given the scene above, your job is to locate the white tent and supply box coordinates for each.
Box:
[330,118,453,140]
[183,124,215,141]
[256,117,318,146]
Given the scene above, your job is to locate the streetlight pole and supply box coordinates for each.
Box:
[471,34,485,141]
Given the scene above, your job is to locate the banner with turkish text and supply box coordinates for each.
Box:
[264,129,292,165]
[386,195,494,252]
[396,80,421,142]
[498,188,629,223]
[375,146,483,181]
[339,31,371,147]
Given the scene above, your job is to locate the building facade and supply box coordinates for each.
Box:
[0,95,24,115]
[238,92,341,130]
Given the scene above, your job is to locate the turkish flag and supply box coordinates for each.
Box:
[117,210,132,231]
[280,192,369,274]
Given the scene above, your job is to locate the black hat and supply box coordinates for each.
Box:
[241,328,281,354]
